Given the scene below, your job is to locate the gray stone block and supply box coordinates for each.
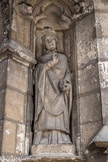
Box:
[76,13,97,68]
[77,63,99,94]
[5,88,25,123]
[80,121,102,151]
[0,90,5,119]
[7,59,28,93]
[78,93,102,124]
[0,60,7,88]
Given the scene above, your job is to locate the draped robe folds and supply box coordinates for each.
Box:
[34,53,72,145]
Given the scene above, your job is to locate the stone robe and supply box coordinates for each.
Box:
[33,53,72,145]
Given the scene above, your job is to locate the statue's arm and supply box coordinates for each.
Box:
[45,53,58,70]
[59,59,71,95]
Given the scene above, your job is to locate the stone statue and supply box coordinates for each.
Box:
[33,28,72,146]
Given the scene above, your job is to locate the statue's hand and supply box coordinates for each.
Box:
[52,53,58,64]
[45,53,58,70]
[59,79,71,94]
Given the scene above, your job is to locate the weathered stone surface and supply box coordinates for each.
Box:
[80,121,102,152]
[35,30,42,56]
[0,120,3,154]
[0,1,10,43]
[56,31,64,53]
[16,15,26,45]
[16,124,25,154]
[86,153,106,162]
[14,14,31,49]
[0,90,5,119]
[78,63,99,94]
[76,13,97,68]
[100,91,108,124]
[23,155,84,162]
[32,1,72,30]
[25,134,30,156]
[98,61,108,89]
[0,40,36,65]
[87,0,108,156]
[93,0,108,11]
[79,93,102,124]
[95,12,108,38]
[2,120,16,154]
[97,39,108,60]
[32,144,75,155]
[7,59,28,92]
[0,60,7,88]
[75,10,103,155]
[64,30,71,59]
[89,125,108,148]
[23,20,31,48]
[0,3,3,44]
[5,88,25,122]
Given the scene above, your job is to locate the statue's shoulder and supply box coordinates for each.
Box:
[58,53,67,60]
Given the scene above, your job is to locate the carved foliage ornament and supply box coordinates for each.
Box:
[73,0,93,15]
[15,0,93,15]
[0,0,10,42]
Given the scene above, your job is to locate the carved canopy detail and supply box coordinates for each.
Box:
[14,0,93,30]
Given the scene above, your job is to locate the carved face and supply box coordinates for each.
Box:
[44,36,57,51]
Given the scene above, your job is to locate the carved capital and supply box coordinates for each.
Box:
[14,0,33,19]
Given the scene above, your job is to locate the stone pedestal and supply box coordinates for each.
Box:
[31,144,75,155]
[21,144,85,162]
[22,144,85,162]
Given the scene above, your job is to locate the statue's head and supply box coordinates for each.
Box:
[42,28,57,53]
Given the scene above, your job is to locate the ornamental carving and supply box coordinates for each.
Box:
[1,0,10,42]
[14,0,93,30]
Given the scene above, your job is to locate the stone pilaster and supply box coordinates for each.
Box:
[74,11,102,155]
[89,0,108,152]
[0,40,36,157]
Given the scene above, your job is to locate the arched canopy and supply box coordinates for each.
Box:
[14,0,93,30]
[29,0,74,30]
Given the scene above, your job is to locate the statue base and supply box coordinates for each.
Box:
[31,144,75,155]
[23,156,84,162]
[22,145,85,162]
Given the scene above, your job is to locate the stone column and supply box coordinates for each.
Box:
[0,40,36,157]
[89,0,108,150]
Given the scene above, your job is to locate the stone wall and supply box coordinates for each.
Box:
[0,3,4,44]
[94,0,108,125]
[0,55,32,156]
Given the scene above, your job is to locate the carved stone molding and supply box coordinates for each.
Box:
[0,40,36,65]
